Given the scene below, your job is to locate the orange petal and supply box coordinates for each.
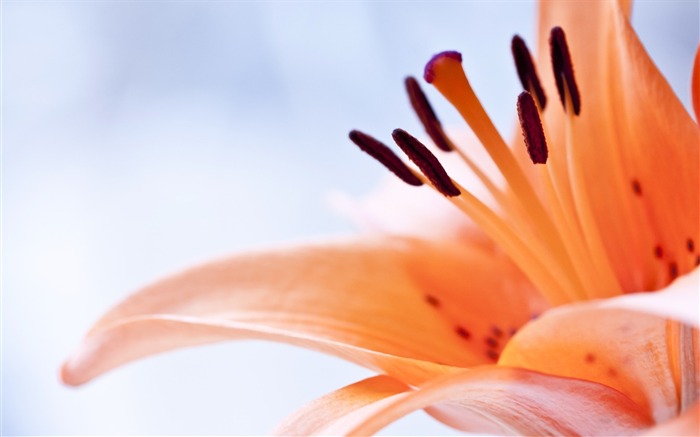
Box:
[61,315,463,388]
[317,367,652,436]
[595,268,700,328]
[500,305,689,422]
[272,375,410,436]
[537,1,699,292]
[643,402,699,436]
[62,236,546,386]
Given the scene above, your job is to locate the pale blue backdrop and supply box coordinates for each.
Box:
[3,1,698,435]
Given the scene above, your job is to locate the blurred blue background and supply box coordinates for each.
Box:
[3,1,698,435]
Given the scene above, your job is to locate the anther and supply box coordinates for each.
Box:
[349,130,423,187]
[511,35,547,109]
[549,26,581,115]
[424,51,462,84]
[517,91,548,164]
[391,128,461,197]
[405,77,453,152]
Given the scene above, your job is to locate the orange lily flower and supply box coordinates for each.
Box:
[62,0,699,435]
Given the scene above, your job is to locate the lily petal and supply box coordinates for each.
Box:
[596,268,700,328]
[316,367,652,436]
[538,0,699,292]
[499,305,685,422]
[272,375,410,436]
[62,236,546,386]
[643,401,699,436]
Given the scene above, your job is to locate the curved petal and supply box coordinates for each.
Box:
[537,1,699,292]
[61,316,462,388]
[272,375,410,436]
[62,236,546,386]
[643,402,699,436]
[499,305,690,422]
[317,367,652,436]
[596,268,699,328]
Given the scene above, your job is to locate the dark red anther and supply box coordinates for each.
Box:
[511,35,547,109]
[405,77,453,152]
[550,26,581,115]
[424,51,462,83]
[517,91,548,164]
[392,128,461,197]
[349,130,423,187]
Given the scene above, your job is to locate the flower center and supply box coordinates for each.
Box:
[348,27,692,307]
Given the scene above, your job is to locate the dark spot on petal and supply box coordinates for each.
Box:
[696,255,700,266]
[508,327,518,337]
[455,326,471,340]
[687,238,695,253]
[669,262,679,280]
[654,245,663,259]
[485,337,499,348]
[491,326,504,338]
[530,312,540,321]
[631,179,642,196]
[425,294,440,308]
[585,353,596,363]
[486,349,500,361]
[607,368,618,378]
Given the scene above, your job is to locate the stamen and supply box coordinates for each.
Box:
[561,85,623,296]
[423,50,587,301]
[405,76,453,152]
[550,26,581,115]
[407,76,530,229]
[511,35,547,109]
[517,91,548,164]
[348,130,423,187]
[391,129,461,197]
